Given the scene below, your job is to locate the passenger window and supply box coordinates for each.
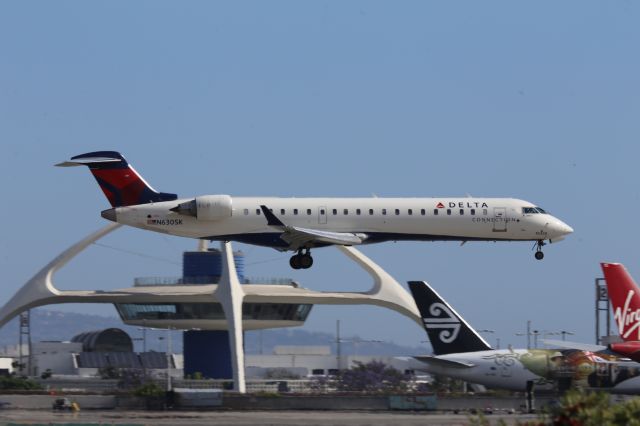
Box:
[332,209,337,215]
[356,209,361,215]
[483,209,488,215]
[395,209,400,215]
[294,209,298,215]
[459,209,464,215]
[369,209,374,215]
[421,209,425,216]
[343,209,348,215]
[434,209,439,215]
[408,209,413,215]
[447,209,451,215]
[256,209,261,215]
[281,209,285,215]
[470,209,475,215]
[320,209,325,215]
[382,209,387,215]
[243,209,249,215]
[307,209,312,215]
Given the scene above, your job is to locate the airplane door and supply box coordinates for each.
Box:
[318,206,327,225]
[493,207,507,232]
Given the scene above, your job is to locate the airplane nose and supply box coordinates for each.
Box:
[555,220,573,236]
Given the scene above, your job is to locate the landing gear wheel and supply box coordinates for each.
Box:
[289,255,302,269]
[300,254,313,269]
[534,240,545,260]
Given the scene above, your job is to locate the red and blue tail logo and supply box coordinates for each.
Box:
[57,151,177,207]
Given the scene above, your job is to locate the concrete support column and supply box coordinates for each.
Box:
[214,241,246,393]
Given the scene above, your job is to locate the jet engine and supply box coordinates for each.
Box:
[171,195,233,220]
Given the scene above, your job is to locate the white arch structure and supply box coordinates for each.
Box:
[0,224,422,393]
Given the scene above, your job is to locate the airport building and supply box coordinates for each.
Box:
[0,223,422,392]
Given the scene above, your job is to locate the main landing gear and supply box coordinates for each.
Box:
[290,249,314,270]
[534,240,545,260]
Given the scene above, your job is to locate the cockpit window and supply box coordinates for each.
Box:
[523,206,549,215]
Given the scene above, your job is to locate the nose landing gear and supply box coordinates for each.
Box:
[290,249,314,269]
[534,240,545,260]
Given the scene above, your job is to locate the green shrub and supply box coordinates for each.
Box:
[0,376,41,390]
[133,382,165,398]
[520,389,640,426]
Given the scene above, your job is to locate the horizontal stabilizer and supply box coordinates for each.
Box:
[414,355,475,369]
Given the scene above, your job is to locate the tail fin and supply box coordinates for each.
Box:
[56,151,177,207]
[601,262,640,341]
[408,281,492,355]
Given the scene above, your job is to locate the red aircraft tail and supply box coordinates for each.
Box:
[601,263,640,341]
[57,151,177,208]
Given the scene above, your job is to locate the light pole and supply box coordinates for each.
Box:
[166,326,172,393]
[516,321,538,349]
[478,329,498,349]
[336,320,341,371]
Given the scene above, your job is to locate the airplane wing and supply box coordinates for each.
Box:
[260,205,366,250]
[413,356,476,369]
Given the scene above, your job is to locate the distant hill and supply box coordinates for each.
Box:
[0,308,428,356]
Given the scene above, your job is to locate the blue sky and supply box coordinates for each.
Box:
[1,1,639,349]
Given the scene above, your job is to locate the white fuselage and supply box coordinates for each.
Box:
[106,196,573,251]
[419,349,553,391]
[419,349,640,394]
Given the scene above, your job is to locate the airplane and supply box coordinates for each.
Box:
[599,262,640,362]
[57,151,573,269]
[409,280,640,394]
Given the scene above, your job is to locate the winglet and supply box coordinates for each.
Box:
[260,205,285,227]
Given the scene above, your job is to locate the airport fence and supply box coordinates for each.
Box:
[36,378,321,394]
